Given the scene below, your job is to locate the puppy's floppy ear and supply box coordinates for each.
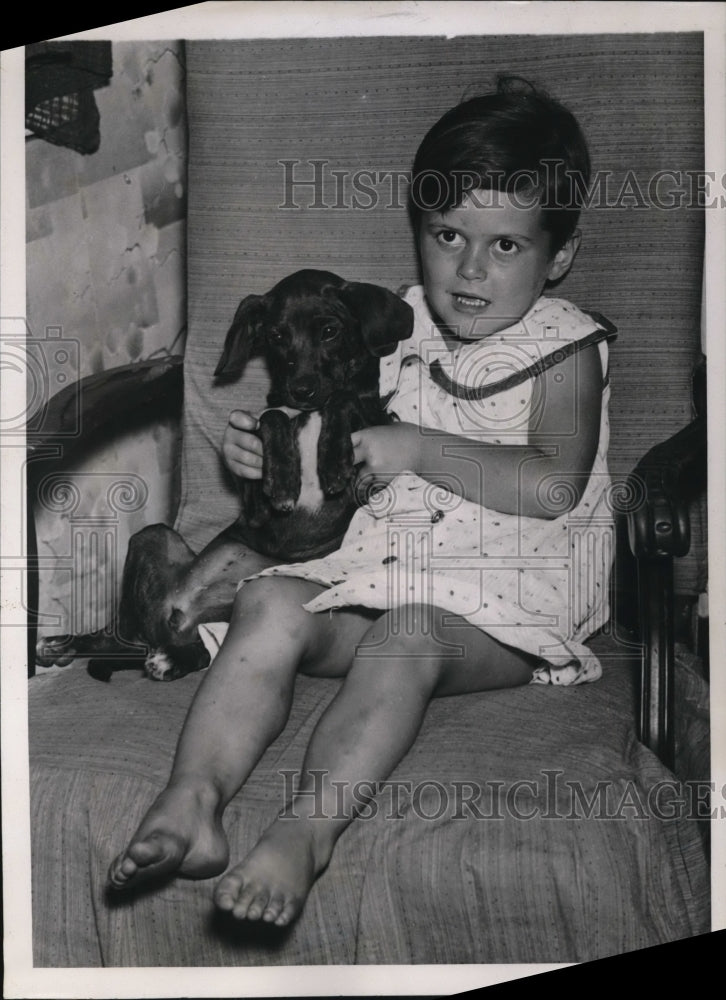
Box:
[338,282,414,357]
[214,294,266,380]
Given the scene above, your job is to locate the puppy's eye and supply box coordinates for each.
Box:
[321,322,341,341]
[267,328,284,344]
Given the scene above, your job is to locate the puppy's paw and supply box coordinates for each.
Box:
[144,650,176,681]
[263,459,300,513]
[268,491,297,513]
[144,641,210,681]
[36,634,79,668]
[319,466,352,497]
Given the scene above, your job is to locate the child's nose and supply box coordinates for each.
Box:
[457,248,487,281]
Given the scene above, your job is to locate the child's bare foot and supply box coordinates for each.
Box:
[108,782,229,891]
[213,818,328,927]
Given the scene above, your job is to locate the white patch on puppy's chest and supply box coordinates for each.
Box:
[296,411,325,511]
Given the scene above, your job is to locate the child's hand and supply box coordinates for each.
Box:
[222,409,263,480]
[351,423,422,490]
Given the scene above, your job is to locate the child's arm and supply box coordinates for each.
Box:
[352,344,603,520]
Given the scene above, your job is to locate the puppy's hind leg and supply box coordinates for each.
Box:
[118,523,199,643]
[141,529,280,680]
[169,527,281,633]
[35,629,147,669]
[35,523,197,672]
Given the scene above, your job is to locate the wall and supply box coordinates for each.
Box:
[26,40,187,373]
[27,41,188,639]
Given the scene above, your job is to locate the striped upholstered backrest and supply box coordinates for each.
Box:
[176,34,704,587]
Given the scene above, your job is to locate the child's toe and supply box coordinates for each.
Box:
[275,898,300,926]
[127,832,170,867]
[214,889,236,912]
[120,856,139,877]
[214,874,243,912]
[245,889,271,921]
[262,896,285,922]
[108,853,136,887]
[247,893,267,920]
[230,881,261,920]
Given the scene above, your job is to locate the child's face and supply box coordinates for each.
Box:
[419,189,579,340]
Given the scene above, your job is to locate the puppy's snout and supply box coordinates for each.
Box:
[289,376,319,402]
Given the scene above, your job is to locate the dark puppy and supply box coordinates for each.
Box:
[216,269,413,560]
[36,270,413,681]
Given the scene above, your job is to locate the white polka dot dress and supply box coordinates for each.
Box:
[205,287,617,685]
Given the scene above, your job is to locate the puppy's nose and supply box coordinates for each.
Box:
[289,376,319,402]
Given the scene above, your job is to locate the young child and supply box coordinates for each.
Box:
[109,78,616,928]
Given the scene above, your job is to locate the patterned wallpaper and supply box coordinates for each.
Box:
[28,41,188,642]
[26,41,187,374]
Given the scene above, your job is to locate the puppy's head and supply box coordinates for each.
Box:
[214,270,413,409]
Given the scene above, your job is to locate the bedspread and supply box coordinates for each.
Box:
[29,635,709,967]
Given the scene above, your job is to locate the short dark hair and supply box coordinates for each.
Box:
[409,76,591,249]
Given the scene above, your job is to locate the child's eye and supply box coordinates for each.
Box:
[493,238,519,255]
[435,229,465,248]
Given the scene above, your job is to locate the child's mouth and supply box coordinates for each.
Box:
[451,292,491,312]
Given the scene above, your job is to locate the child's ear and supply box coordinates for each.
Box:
[547,230,581,282]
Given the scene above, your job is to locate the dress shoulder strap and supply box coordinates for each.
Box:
[429,313,617,402]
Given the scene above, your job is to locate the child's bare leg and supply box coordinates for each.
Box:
[214,604,536,925]
[108,578,374,891]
